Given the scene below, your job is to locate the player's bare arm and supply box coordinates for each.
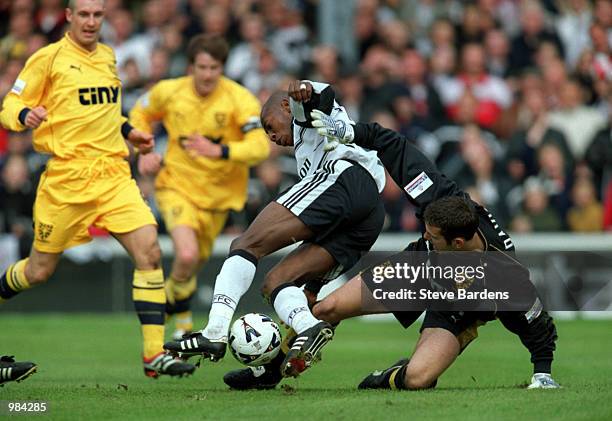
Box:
[137,152,163,176]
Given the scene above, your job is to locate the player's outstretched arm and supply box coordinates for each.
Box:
[311,111,464,211]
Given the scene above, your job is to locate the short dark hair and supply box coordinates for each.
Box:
[423,196,479,244]
[186,34,229,64]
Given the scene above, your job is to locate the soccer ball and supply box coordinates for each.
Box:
[228,313,282,367]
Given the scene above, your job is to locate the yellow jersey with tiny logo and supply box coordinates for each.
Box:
[0,33,128,160]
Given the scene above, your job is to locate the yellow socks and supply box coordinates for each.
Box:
[132,269,165,359]
[0,259,31,302]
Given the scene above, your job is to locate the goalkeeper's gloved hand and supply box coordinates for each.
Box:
[311,110,354,150]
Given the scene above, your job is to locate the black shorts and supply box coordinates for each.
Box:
[276,160,384,274]
[420,310,497,351]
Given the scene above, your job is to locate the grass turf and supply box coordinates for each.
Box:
[1,315,611,420]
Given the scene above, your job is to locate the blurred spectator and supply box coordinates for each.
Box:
[160,24,187,78]
[381,19,411,56]
[400,49,445,130]
[593,0,612,37]
[484,28,512,79]
[548,79,607,160]
[359,44,403,121]
[506,83,573,185]
[200,4,232,39]
[437,42,512,130]
[336,70,364,122]
[567,177,603,232]
[245,159,294,223]
[0,10,34,61]
[0,154,35,257]
[537,142,574,222]
[478,0,521,38]
[308,45,341,86]
[509,1,564,76]
[225,13,266,84]
[353,0,382,61]
[318,0,357,66]
[242,45,285,96]
[35,0,65,43]
[511,177,563,232]
[267,0,311,75]
[454,125,513,226]
[455,3,488,47]
[107,8,154,81]
[555,0,592,69]
[584,112,612,198]
[541,58,569,108]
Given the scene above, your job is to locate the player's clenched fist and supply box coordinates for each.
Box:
[183,134,222,159]
[24,106,47,129]
[128,128,155,154]
[288,80,312,103]
[138,152,163,176]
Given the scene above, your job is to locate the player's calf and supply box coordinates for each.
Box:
[358,358,438,390]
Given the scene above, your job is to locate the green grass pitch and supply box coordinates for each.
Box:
[2,315,611,420]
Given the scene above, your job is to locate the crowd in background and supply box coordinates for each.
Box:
[1,0,611,256]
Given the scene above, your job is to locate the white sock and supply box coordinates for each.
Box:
[202,254,256,339]
[273,286,320,333]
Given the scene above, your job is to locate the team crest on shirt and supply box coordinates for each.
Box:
[215,112,227,128]
[172,206,183,218]
[37,222,54,241]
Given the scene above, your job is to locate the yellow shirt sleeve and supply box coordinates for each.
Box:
[129,81,169,134]
[225,90,269,166]
[0,47,51,131]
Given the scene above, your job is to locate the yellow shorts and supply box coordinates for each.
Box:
[156,189,228,261]
[33,157,157,253]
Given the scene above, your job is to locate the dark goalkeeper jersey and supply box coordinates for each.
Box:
[351,122,515,253]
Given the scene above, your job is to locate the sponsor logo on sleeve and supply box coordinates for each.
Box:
[404,171,433,199]
[11,79,26,95]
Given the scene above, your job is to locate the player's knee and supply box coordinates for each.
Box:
[175,247,199,270]
[136,241,161,270]
[230,232,265,259]
[404,365,437,390]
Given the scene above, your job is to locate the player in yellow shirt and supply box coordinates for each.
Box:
[0,0,195,378]
[130,34,269,339]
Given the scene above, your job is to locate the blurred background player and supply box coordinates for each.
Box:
[130,34,270,340]
[0,0,194,378]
